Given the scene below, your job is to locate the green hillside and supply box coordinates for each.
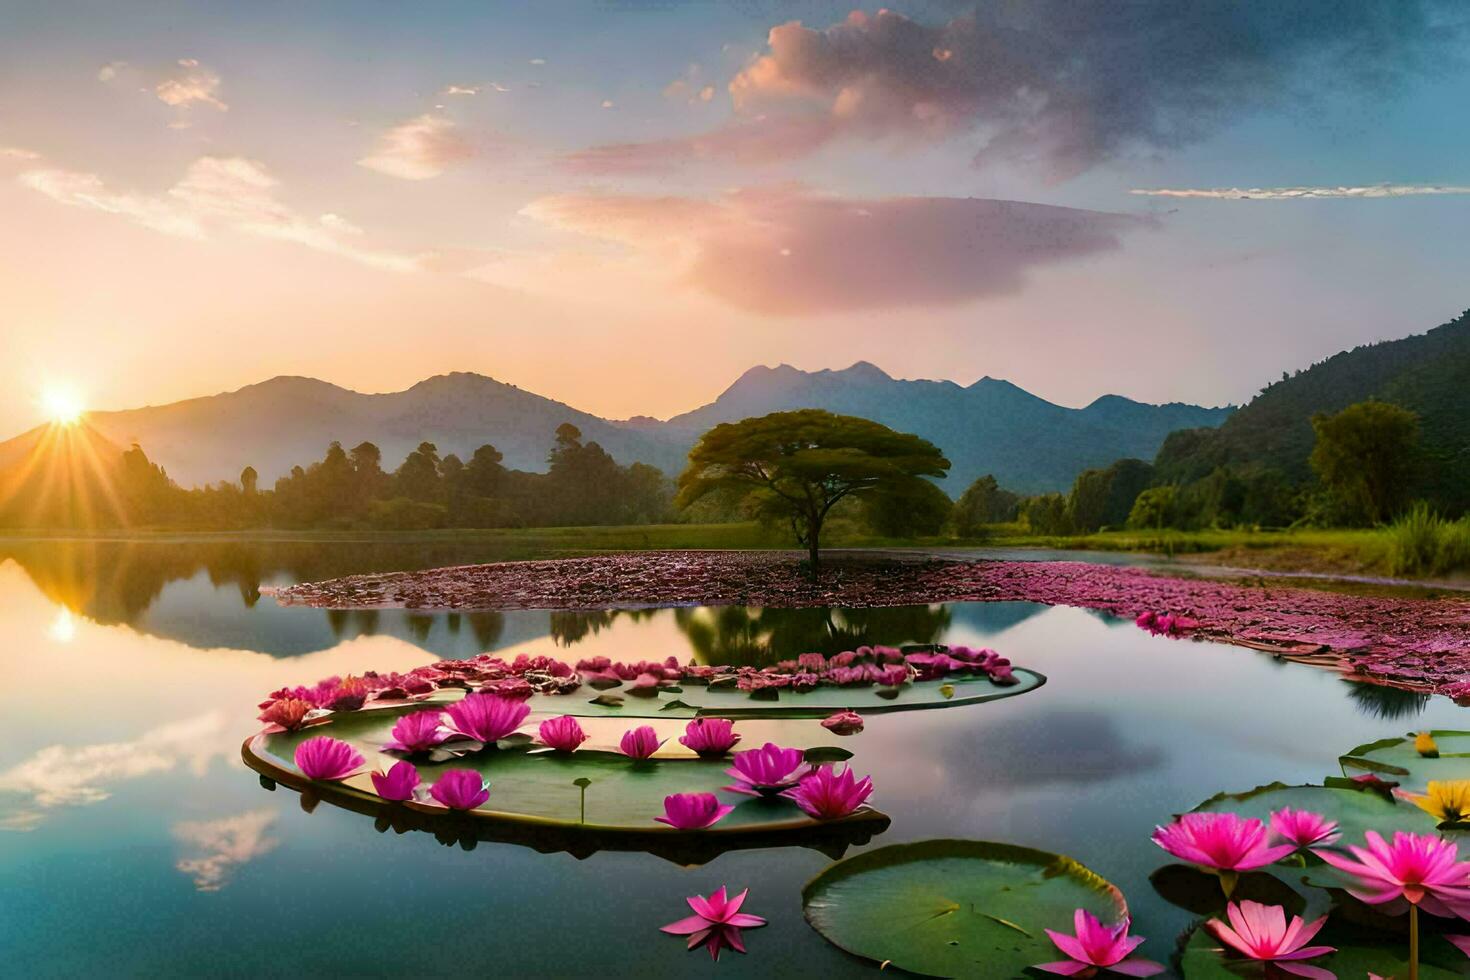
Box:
[1155,309,1470,512]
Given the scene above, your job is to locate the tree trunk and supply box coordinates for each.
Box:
[807,511,822,571]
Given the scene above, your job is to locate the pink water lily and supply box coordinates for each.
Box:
[294,736,365,781]
[820,710,864,736]
[1269,807,1340,850]
[679,718,741,757]
[428,769,490,810]
[444,692,529,745]
[1036,910,1164,977]
[538,715,588,753]
[655,792,735,830]
[1205,901,1334,979]
[1317,830,1470,918]
[1152,812,1297,873]
[724,742,808,797]
[784,764,873,820]
[661,886,766,961]
[370,760,420,801]
[381,710,452,754]
[619,725,665,760]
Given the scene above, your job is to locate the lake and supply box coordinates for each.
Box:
[0,538,1463,977]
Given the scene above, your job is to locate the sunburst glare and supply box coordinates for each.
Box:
[40,385,86,426]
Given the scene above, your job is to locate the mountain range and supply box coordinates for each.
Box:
[0,364,1234,495]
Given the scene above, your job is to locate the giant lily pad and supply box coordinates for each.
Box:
[1341,730,1470,791]
[801,839,1126,978]
[1179,917,1468,979]
[242,704,888,865]
[525,668,1045,719]
[1192,781,1438,844]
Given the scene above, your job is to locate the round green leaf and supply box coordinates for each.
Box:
[1341,730,1470,791]
[243,705,890,865]
[525,668,1045,719]
[1192,781,1438,844]
[802,838,1127,979]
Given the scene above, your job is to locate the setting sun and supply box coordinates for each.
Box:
[40,385,85,426]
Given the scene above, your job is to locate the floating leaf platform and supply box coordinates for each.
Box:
[525,667,1045,719]
[1341,729,1470,791]
[242,704,889,865]
[801,838,1126,979]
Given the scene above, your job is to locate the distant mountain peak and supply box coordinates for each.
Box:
[835,360,892,382]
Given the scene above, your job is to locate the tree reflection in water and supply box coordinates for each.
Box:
[673,604,952,667]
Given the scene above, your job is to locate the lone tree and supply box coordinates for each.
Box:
[676,410,949,567]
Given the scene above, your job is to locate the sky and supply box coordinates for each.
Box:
[2,0,1469,436]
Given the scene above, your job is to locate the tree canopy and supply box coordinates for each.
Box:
[1310,400,1420,525]
[676,409,950,566]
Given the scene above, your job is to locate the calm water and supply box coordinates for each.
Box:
[1,539,1465,978]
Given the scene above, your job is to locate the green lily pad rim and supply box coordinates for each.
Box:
[690,668,1046,718]
[240,733,887,837]
[1341,730,1470,777]
[800,838,1129,969]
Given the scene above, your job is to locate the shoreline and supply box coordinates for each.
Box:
[268,551,1470,697]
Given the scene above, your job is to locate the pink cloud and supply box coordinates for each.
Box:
[524,186,1147,315]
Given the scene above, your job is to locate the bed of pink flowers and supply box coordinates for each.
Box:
[256,643,1017,730]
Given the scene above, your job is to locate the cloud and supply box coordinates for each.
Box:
[441,84,479,96]
[358,113,472,180]
[0,712,226,810]
[174,809,279,892]
[154,58,228,111]
[0,147,41,162]
[1131,183,1470,200]
[19,156,421,271]
[521,186,1146,315]
[567,3,1457,180]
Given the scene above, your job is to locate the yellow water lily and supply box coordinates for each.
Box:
[1415,731,1440,758]
[1403,780,1470,825]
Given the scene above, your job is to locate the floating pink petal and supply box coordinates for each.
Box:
[820,710,864,736]
[381,709,452,754]
[662,885,768,960]
[428,769,490,810]
[619,725,665,760]
[724,742,808,797]
[370,760,420,801]
[444,692,530,745]
[655,792,735,830]
[1269,807,1340,850]
[1152,812,1297,872]
[1036,910,1164,977]
[783,764,873,820]
[1205,901,1334,976]
[1317,830,1470,918]
[294,736,365,781]
[538,715,588,753]
[679,719,741,757]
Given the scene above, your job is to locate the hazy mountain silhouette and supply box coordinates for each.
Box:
[0,365,1231,494]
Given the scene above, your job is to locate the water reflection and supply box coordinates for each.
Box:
[1,539,1467,977]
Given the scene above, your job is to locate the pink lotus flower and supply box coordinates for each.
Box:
[538,715,588,752]
[370,760,420,801]
[1036,910,1164,977]
[428,769,490,810]
[259,698,313,731]
[294,736,366,781]
[724,742,808,797]
[821,710,864,736]
[784,764,874,820]
[679,719,740,757]
[661,886,766,961]
[381,710,452,754]
[444,692,530,745]
[1318,830,1470,918]
[655,792,735,830]
[1205,901,1334,978]
[1152,812,1296,873]
[619,725,665,760]
[1269,807,1340,850]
